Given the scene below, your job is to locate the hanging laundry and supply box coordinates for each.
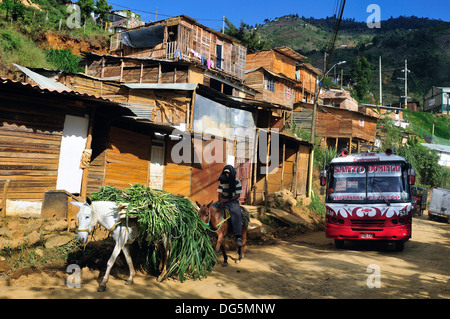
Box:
[201,56,208,67]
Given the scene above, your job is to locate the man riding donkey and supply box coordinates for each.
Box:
[217,164,244,247]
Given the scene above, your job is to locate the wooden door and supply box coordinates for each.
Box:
[149,141,165,190]
[56,115,89,194]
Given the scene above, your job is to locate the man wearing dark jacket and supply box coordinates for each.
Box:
[217,165,243,246]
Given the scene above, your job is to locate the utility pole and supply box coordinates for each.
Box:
[404,59,408,108]
[379,56,382,105]
[401,59,410,108]
[155,7,158,21]
[222,16,225,33]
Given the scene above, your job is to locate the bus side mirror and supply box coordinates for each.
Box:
[320,170,327,186]
[408,168,415,185]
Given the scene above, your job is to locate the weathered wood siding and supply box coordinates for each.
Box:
[314,106,377,143]
[163,138,191,197]
[250,133,311,204]
[104,127,151,189]
[0,90,89,202]
[190,137,226,204]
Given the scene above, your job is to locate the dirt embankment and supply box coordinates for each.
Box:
[35,32,110,56]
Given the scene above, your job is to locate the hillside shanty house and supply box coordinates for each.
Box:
[294,102,378,153]
[295,62,321,103]
[423,86,450,114]
[0,76,135,217]
[110,15,247,83]
[320,88,359,111]
[245,47,305,109]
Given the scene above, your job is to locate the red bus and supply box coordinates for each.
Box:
[322,149,415,251]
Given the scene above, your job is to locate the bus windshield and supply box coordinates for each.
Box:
[327,162,410,204]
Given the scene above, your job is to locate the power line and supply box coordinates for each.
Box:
[109,2,223,22]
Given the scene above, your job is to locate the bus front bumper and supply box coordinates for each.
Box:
[326,224,411,241]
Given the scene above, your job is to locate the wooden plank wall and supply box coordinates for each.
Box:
[190,137,226,204]
[86,115,110,194]
[251,134,310,204]
[315,107,377,143]
[62,74,191,127]
[295,144,310,196]
[244,70,264,101]
[109,17,246,81]
[246,51,274,72]
[0,92,86,202]
[85,58,190,84]
[272,51,296,79]
[164,138,191,197]
[104,127,151,189]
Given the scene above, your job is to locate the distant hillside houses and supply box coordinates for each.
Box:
[423,86,450,114]
[422,143,450,167]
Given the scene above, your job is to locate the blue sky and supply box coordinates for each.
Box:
[107,0,449,31]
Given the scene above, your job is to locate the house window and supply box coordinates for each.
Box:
[264,75,275,92]
[284,85,292,99]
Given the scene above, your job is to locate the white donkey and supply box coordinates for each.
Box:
[72,201,138,292]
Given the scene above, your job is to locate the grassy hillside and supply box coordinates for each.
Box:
[0,0,109,75]
[403,110,450,145]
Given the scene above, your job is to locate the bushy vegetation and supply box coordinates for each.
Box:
[399,137,450,189]
[45,48,83,73]
[224,18,271,52]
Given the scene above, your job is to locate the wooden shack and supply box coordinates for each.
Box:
[110,15,247,83]
[295,102,378,153]
[296,62,321,103]
[250,131,312,204]
[245,47,305,110]
[0,77,129,216]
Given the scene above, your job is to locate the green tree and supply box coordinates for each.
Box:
[94,0,112,28]
[350,56,371,102]
[77,0,95,25]
[224,18,271,52]
[398,136,446,188]
[378,117,402,151]
[0,0,25,21]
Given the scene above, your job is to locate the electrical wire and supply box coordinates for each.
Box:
[109,2,223,22]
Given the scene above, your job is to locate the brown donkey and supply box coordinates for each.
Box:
[197,201,248,265]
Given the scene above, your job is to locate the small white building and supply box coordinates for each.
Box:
[422,143,450,167]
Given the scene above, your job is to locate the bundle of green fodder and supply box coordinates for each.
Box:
[90,184,217,281]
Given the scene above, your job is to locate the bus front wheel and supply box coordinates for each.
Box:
[335,239,344,249]
[395,240,405,252]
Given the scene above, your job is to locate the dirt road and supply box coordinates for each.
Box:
[0,215,448,299]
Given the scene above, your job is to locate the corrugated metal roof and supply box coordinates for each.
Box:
[123,83,198,90]
[119,102,154,121]
[422,143,450,154]
[14,64,72,92]
[0,76,115,104]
